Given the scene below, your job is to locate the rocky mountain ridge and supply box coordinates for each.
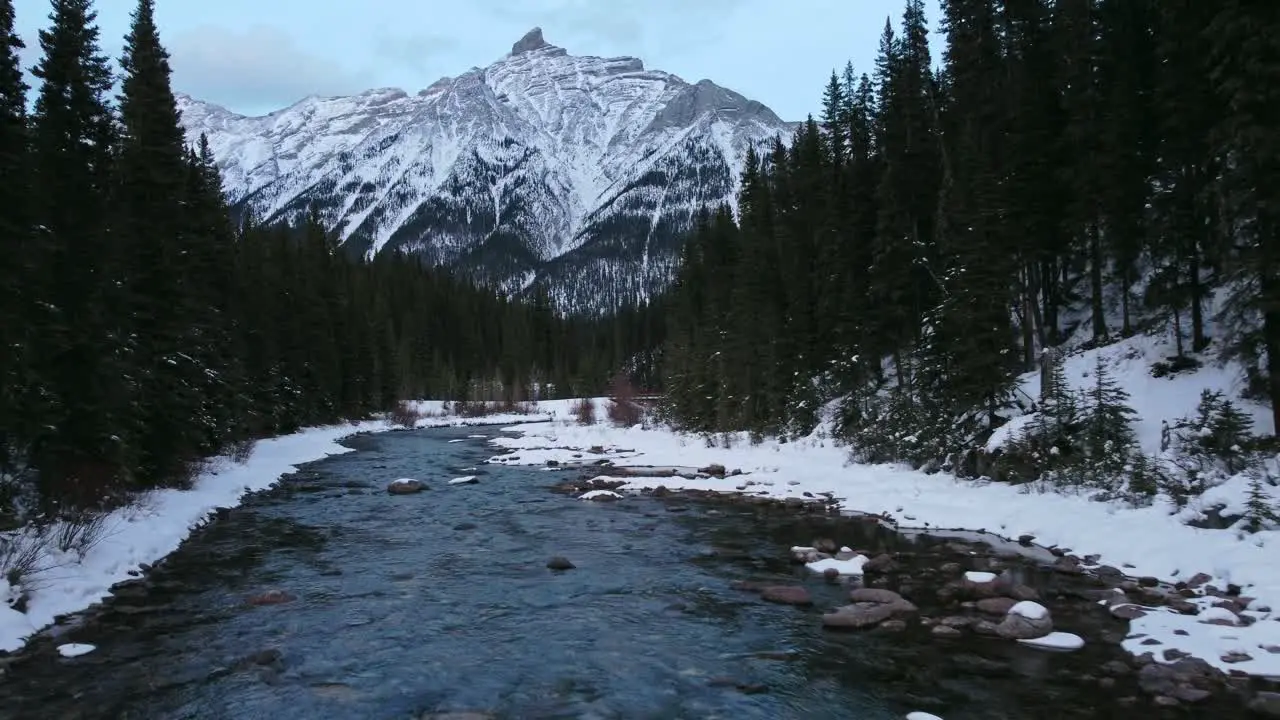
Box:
[177,28,796,313]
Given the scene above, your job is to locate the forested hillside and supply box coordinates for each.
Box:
[661,0,1279,500]
[0,0,658,516]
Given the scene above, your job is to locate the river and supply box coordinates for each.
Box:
[0,427,1246,718]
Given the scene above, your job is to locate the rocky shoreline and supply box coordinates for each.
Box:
[545,461,1280,716]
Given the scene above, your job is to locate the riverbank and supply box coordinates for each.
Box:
[487,403,1280,681]
[0,404,550,654]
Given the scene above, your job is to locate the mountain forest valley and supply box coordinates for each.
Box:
[1,0,1280,717]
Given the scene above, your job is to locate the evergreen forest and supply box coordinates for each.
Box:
[0,0,659,515]
[660,0,1279,495]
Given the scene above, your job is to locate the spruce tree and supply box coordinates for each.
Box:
[0,0,27,476]
[1207,0,1280,434]
[1082,354,1137,486]
[117,0,211,482]
[28,0,127,507]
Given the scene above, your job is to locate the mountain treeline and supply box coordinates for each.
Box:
[0,0,651,516]
[662,0,1279,459]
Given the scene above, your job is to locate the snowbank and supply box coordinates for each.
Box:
[488,412,1280,677]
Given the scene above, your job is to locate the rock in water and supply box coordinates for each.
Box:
[547,556,576,570]
[247,589,296,606]
[760,586,813,606]
[387,479,426,494]
[995,601,1053,640]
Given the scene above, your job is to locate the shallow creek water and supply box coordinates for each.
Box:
[0,427,1251,719]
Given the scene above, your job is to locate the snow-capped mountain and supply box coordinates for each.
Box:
[176,28,796,313]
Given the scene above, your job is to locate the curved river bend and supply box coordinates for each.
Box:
[0,428,1240,719]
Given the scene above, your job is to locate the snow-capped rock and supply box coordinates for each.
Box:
[177,28,797,314]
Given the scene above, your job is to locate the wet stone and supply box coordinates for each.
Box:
[545,556,575,571]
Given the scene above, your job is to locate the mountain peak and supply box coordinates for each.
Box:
[512,27,551,55]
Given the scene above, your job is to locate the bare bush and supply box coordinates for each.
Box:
[0,530,46,589]
[572,398,597,425]
[607,374,642,427]
[49,511,110,559]
[389,400,424,428]
[505,400,537,415]
[453,399,537,418]
[227,439,256,464]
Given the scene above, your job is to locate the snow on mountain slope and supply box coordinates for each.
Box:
[176,28,796,313]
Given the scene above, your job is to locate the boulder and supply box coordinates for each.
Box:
[849,588,908,605]
[760,586,813,606]
[387,479,426,494]
[546,556,576,570]
[1249,692,1280,717]
[822,603,898,629]
[1110,604,1148,620]
[995,601,1053,640]
[862,553,898,574]
[975,597,1018,616]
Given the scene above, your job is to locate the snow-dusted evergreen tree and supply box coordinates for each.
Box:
[1081,355,1138,488]
[1172,389,1255,474]
[1243,473,1279,532]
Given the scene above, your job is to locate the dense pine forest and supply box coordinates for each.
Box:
[661,0,1279,495]
[0,0,659,517]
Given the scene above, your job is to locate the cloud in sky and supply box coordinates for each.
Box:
[11,0,944,120]
[167,25,375,112]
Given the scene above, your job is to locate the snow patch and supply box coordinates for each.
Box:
[56,643,96,658]
[806,555,869,576]
[1018,632,1085,651]
[1009,601,1050,621]
[578,489,623,501]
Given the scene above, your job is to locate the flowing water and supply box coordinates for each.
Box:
[0,427,1247,719]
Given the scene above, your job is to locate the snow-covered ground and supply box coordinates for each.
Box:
[0,402,555,654]
[488,382,1280,678]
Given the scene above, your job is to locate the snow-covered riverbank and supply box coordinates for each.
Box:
[488,400,1280,679]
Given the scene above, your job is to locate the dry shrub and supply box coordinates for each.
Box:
[453,399,537,418]
[228,439,256,464]
[505,400,537,415]
[389,400,424,428]
[0,530,44,588]
[606,374,642,427]
[572,398,597,425]
[49,510,109,559]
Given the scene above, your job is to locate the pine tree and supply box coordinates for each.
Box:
[117,0,213,483]
[27,0,128,508]
[1207,0,1280,434]
[1054,0,1108,341]
[1082,354,1137,486]
[1243,474,1279,533]
[0,0,28,477]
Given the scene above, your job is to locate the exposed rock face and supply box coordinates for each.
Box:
[511,27,549,55]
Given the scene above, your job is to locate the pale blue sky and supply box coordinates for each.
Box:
[12,0,943,120]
